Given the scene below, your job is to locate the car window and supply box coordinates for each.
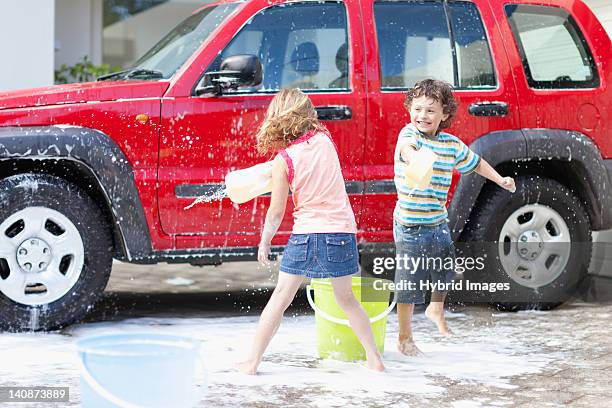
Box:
[373,1,496,90]
[204,1,349,93]
[374,2,453,89]
[133,4,238,79]
[505,4,599,89]
[448,2,496,89]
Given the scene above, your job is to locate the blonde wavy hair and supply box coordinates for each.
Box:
[256,88,325,155]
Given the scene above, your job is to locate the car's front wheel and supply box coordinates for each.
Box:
[0,174,113,331]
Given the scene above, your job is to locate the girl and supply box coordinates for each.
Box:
[237,88,385,374]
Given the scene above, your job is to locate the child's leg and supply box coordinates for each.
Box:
[425,290,453,336]
[237,271,305,375]
[331,275,384,371]
[397,303,423,356]
[393,221,427,356]
[425,224,455,336]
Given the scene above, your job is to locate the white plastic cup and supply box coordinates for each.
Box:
[225,161,274,204]
[403,147,437,189]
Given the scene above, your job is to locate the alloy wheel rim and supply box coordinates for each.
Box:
[0,207,85,305]
[498,204,571,289]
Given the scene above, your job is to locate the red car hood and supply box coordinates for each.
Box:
[0,80,170,110]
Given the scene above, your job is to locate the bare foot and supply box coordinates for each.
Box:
[425,305,453,337]
[235,360,258,375]
[397,337,423,356]
[366,352,385,372]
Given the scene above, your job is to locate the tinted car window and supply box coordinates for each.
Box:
[205,1,349,92]
[374,2,454,89]
[448,2,496,89]
[374,1,496,90]
[505,4,599,89]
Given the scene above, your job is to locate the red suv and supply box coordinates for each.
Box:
[0,0,609,330]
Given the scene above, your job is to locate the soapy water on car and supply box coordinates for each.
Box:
[182,151,515,211]
[184,188,228,210]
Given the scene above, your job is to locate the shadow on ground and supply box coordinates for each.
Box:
[87,275,612,324]
[86,289,311,323]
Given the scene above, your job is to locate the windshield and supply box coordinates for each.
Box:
[128,3,239,79]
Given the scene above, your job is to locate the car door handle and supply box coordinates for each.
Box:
[468,102,509,117]
[315,106,352,121]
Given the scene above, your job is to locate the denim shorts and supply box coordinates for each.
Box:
[394,221,456,304]
[280,233,360,278]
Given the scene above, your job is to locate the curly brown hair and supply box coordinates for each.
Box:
[404,79,457,132]
[256,88,325,155]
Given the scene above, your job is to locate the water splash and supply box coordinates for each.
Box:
[29,307,40,331]
[184,188,228,210]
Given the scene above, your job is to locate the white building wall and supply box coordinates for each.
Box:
[583,0,612,39]
[0,0,55,92]
[55,0,102,68]
[103,1,209,68]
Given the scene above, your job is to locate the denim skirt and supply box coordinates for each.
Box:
[280,233,360,278]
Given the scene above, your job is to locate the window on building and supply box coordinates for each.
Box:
[104,0,169,27]
[103,0,206,69]
[133,4,237,78]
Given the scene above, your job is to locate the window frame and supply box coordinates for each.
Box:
[504,4,600,90]
[373,0,498,92]
[195,0,352,96]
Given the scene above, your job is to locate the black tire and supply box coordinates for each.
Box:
[461,176,591,310]
[0,174,113,331]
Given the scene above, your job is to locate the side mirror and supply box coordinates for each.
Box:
[196,54,262,95]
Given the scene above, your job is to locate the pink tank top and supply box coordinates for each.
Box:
[278,130,357,234]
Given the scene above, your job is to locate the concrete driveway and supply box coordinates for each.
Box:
[0,233,610,407]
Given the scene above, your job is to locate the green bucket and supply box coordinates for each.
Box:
[306,276,396,361]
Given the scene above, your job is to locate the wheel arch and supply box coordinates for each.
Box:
[449,129,612,239]
[0,126,152,261]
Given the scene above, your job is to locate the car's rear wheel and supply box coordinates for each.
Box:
[461,176,591,310]
[0,174,113,331]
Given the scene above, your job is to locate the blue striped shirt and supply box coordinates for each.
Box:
[394,123,481,226]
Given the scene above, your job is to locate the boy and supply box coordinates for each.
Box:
[394,79,515,356]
